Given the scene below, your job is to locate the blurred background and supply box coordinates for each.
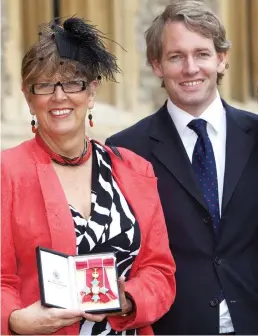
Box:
[1,0,257,149]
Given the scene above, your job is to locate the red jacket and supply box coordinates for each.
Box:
[1,139,176,335]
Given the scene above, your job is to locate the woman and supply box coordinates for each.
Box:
[1,17,176,335]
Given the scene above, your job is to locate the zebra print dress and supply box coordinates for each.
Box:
[70,141,141,335]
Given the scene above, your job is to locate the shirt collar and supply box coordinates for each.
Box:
[167,91,225,137]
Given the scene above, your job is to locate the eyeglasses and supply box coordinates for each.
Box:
[30,80,87,95]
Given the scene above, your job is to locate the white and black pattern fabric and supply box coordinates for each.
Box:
[70,141,141,335]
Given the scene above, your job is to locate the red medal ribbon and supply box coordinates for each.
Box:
[76,258,115,270]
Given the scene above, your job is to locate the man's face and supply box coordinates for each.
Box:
[152,21,228,115]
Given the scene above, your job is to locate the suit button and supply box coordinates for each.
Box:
[203,216,210,224]
[209,298,219,307]
[214,257,223,265]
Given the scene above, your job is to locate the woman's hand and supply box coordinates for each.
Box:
[9,301,85,335]
[104,278,134,317]
[118,278,133,315]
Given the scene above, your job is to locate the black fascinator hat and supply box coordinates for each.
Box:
[22,17,121,84]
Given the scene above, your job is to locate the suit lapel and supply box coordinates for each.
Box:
[149,104,208,211]
[222,101,257,213]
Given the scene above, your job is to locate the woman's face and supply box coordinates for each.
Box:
[24,73,97,139]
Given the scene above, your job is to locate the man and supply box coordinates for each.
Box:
[106,1,258,335]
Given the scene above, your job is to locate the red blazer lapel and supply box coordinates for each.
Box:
[106,146,158,242]
[32,141,76,255]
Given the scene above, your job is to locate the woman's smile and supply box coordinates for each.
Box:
[49,108,73,118]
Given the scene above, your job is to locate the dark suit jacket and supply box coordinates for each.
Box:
[106,100,258,335]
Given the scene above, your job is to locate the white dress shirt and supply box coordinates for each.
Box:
[167,93,234,333]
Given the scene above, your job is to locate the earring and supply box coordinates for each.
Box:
[31,115,37,133]
[88,110,93,127]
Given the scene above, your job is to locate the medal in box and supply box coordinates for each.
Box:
[36,247,122,313]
